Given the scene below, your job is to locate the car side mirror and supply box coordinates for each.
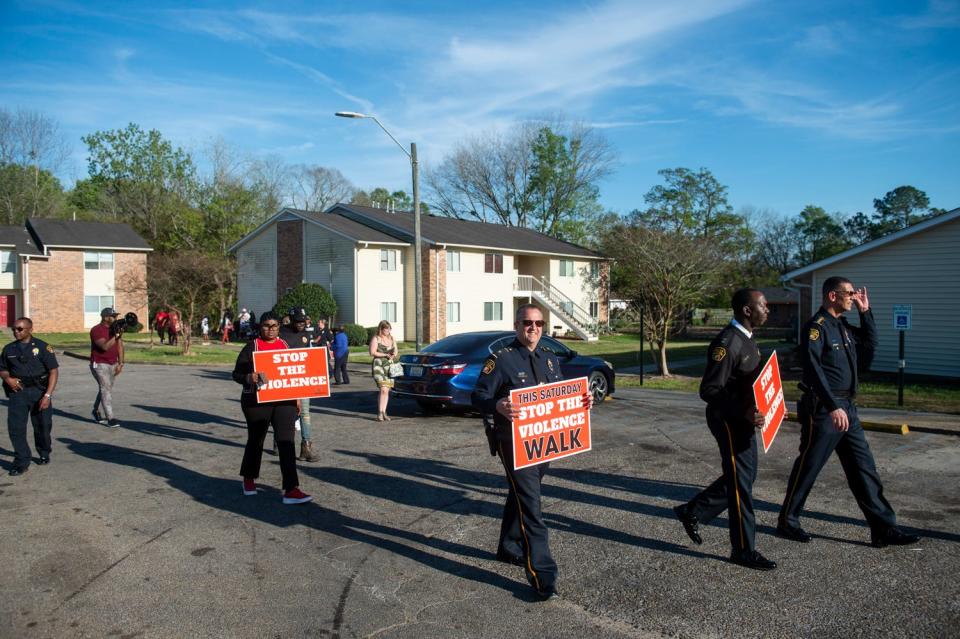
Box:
[566,350,577,359]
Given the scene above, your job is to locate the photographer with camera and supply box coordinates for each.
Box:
[90,307,129,428]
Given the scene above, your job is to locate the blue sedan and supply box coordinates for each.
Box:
[391,331,615,410]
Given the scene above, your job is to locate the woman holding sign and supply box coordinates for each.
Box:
[232,311,312,505]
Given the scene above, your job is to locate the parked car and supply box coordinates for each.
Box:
[392,331,615,410]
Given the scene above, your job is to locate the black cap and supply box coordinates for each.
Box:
[101,307,120,317]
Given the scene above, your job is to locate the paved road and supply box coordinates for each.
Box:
[1,357,957,638]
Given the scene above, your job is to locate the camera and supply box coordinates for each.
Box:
[111,312,139,337]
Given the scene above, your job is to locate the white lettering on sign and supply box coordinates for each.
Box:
[518,401,555,421]
[271,351,309,364]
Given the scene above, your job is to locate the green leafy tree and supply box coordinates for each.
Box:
[793,205,852,264]
[273,283,337,323]
[0,162,66,223]
[351,187,430,214]
[871,185,933,236]
[197,179,263,255]
[82,123,200,250]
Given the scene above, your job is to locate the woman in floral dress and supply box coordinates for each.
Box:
[369,320,397,421]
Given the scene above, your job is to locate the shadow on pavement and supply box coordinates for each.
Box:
[132,404,245,428]
[58,438,539,601]
[118,420,245,449]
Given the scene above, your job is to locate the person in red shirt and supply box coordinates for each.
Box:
[90,308,125,427]
[154,310,169,344]
[231,311,312,505]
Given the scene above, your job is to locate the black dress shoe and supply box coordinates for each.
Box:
[872,527,921,548]
[532,583,558,601]
[36,457,50,465]
[730,550,777,571]
[495,548,525,566]
[776,523,812,543]
[673,504,702,545]
[9,466,28,476]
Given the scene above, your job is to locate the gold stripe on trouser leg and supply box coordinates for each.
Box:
[723,422,746,551]
[499,442,540,591]
[782,415,814,519]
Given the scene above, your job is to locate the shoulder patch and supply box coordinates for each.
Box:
[815,316,826,325]
[481,358,496,375]
[46,345,54,353]
[711,346,727,362]
[809,328,821,341]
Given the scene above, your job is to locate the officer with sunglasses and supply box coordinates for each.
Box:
[0,317,59,476]
[473,303,593,601]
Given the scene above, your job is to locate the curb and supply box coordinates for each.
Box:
[786,412,909,435]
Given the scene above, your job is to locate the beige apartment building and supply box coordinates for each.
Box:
[231,204,610,343]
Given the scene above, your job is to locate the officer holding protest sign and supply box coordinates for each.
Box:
[673,288,777,570]
[473,303,592,600]
[777,277,919,548]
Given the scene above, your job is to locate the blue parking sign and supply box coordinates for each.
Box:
[892,304,912,331]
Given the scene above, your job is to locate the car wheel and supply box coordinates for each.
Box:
[588,370,609,403]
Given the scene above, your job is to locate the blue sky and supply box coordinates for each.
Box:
[2,0,958,220]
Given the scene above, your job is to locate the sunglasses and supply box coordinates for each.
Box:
[833,290,856,298]
[12,326,28,332]
[261,323,280,329]
[521,319,546,328]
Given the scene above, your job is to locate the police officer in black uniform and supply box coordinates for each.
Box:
[777,277,919,548]
[673,288,777,570]
[0,317,59,476]
[473,303,593,600]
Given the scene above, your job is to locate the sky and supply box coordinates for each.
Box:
[2,0,959,221]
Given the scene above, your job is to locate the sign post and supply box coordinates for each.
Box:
[752,351,786,453]
[510,377,591,470]
[892,305,912,407]
[252,347,331,403]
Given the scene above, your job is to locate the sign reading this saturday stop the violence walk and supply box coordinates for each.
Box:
[253,347,331,403]
[752,351,785,453]
[510,376,591,470]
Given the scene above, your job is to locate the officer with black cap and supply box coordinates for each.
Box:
[778,276,920,548]
[473,303,593,600]
[0,317,59,475]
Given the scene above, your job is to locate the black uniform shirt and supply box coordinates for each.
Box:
[0,338,59,379]
[801,308,877,411]
[314,327,333,349]
[279,326,312,349]
[472,338,566,430]
[699,322,762,425]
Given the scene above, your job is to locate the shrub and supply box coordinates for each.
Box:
[366,326,378,343]
[342,323,368,347]
[273,283,337,322]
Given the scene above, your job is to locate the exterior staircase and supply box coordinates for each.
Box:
[514,275,599,341]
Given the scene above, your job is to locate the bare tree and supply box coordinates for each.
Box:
[752,214,798,275]
[288,165,355,212]
[0,108,70,221]
[248,154,291,216]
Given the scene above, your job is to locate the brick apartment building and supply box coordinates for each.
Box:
[0,218,151,332]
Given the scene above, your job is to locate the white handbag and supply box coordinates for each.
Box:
[388,362,404,377]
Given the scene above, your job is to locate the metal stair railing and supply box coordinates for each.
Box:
[515,275,598,337]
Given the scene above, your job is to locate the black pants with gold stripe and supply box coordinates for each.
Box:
[686,411,758,553]
[779,397,896,531]
[496,437,558,592]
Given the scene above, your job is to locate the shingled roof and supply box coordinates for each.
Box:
[0,225,45,256]
[331,203,605,259]
[27,218,152,251]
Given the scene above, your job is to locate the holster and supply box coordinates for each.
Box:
[482,414,498,457]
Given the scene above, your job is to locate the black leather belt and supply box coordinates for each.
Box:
[18,376,48,387]
[832,390,853,399]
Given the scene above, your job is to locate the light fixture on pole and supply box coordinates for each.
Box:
[335,111,423,352]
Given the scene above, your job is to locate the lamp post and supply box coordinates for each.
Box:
[335,111,423,352]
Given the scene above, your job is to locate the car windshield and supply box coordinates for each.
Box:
[422,333,495,355]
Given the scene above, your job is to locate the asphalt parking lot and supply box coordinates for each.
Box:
[1,356,958,639]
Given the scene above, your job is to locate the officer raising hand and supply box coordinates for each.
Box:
[0,317,59,476]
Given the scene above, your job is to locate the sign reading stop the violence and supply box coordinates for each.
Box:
[253,347,331,403]
[510,376,591,470]
[752,351,785,453]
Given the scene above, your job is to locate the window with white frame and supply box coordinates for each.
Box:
[380,249,397,271]
[559,259,574,277]
[446,302,460,322]
[84,251,114,270]
[380,302,397,322]
[84,295,114,313]
[589,301,599,318]
[483,302,503,321]
[590,261,600,278]
[447,250,460,272]
[0,251,15,274]
[484,253,503,273]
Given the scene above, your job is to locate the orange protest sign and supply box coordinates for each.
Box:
[253,347,331,403]
[753,351,786,453]
[510,377,591,470]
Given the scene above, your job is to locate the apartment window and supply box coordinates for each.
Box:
[589,302,599,318]
[590,262,600,278]
[0,251,15,274]
[380,302,397,322]
[446,302,460,323]
[483,302,503,321]
[84,251,114,270]
[84,295,114,314]
[447,250,461,272]
[559,259,574,277]
[484,253,503,274]
[380,249,397,271]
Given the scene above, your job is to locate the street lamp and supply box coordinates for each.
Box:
[335,111,423,352]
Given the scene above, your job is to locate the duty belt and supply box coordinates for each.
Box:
[18,376,48,387]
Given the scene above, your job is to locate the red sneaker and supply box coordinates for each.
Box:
[282,487,313,505]
[242,478,257,496]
